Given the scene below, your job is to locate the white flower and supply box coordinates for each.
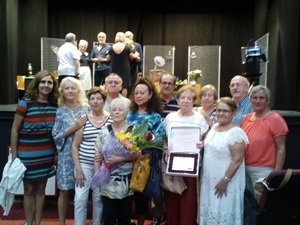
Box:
[154,56,165,67]
[187,69,202,81]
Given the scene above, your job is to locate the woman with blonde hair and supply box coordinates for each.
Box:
[52,77,89,225]
[107,32,131,97]
[194,84,218,128]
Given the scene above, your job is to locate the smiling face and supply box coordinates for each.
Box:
[177,89,195,113]
[38,75,54,96]
[159,74,176,97]
[134,84,152,107]
[61,80,78,102]
[229,76,249,103]
[250,89,270,113]
[216,101,235,125]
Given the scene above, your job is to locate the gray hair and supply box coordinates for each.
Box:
[65,33,76,42]
[249,85,271,100]
[110,98,130,115]
[79,39,88,47]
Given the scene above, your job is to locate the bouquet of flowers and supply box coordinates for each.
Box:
[187,69,203,81]
[91,120,162,190]
[116,119,162,153]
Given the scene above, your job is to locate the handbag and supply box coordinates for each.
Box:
[161,159,187,195]
[254,168,292,203]
[143,152,162,197]
[129,154,151,193]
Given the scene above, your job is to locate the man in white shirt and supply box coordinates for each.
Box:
[57,32,81,84]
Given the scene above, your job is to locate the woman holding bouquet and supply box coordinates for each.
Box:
[126,77,165,225]
[72,86,112,225]
[93,98,139,225]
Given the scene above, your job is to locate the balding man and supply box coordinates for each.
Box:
[229,75,253,125]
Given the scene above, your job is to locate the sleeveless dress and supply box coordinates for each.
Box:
[109,44,131,88]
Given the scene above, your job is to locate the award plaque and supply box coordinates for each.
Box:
[166,151,200,177]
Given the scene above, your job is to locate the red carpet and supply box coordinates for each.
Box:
[0,197,93,225]
[0,197,164,225]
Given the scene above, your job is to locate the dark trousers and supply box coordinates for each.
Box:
[102,195,134,225]
[94,68,111,86]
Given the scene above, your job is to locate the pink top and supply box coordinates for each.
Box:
[241,112,288,167]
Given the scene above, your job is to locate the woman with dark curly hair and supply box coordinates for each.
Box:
[126,77,165,225]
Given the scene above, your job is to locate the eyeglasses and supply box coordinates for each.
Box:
[161,82,174,86]
[216,109,232,114]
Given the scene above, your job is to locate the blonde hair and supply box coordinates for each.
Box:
[58,77,88,106]
[115,32,125,43]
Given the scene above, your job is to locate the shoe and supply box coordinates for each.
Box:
[151,215,164,225]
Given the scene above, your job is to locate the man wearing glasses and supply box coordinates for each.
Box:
[229,75,253,126]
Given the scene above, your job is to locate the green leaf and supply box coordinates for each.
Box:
[132,119,149,136]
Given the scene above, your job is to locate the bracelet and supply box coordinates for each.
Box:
[223,176,231,182]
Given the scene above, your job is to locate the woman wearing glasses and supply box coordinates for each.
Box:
[199,97,249,225]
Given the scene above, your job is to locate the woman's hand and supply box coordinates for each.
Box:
[75,169,86,188]
[196,140,204,150]
[94,151,103,164]
[74,115,87,130]
[214,178,228,198]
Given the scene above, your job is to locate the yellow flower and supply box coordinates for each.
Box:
[115,120,163,153]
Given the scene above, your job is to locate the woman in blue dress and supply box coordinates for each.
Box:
[52,77,89,225]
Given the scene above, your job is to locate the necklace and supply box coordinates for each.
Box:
[91,112,105,124]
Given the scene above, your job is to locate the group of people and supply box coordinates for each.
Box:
[57,31,142,98]
[10,67,288,225]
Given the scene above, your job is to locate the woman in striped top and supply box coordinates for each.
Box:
[72,86,113,225]
[10,70,59,225]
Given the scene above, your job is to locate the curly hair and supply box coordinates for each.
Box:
[25,70,59,105]
[129,77,163,114]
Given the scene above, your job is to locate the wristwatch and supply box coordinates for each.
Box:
[223,176,231,183]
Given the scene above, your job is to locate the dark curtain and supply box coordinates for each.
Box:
[3,0,298,110]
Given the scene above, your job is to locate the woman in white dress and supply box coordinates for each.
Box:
[200,97,249,225]
[78,40,92,91]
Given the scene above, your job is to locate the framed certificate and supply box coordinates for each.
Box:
[168,127,201,152]
[166,152,200,177]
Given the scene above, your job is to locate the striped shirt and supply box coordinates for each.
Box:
[232,96,253,126]
[78,118,113,166]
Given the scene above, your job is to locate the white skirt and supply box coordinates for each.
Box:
[79,66,92,91]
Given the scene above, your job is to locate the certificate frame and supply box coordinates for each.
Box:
[168,126,201,153]
[166,151,200,177]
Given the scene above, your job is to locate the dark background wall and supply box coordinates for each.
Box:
[1,0,299,110]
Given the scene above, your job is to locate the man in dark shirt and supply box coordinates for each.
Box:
[90,32,111,86]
